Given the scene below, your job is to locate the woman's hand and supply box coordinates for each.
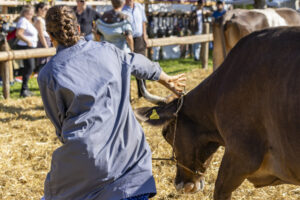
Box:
[158,71,186,96]
[27,41,33,47]
[16,28,33,47]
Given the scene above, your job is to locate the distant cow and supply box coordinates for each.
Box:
[136,27,300,200]
[213,8,300,69]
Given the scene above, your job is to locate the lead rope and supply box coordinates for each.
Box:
[152,94,184,162]
[171,95,204,176]
[152,91,204,176]
[171,94,184,160]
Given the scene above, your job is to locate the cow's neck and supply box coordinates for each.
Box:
[182,72,224,145]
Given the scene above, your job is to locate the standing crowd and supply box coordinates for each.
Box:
[14,0,226,98]
[14,0,151,98]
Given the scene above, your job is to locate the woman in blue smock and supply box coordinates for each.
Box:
[95,0,133,53]
[38,5,185,200]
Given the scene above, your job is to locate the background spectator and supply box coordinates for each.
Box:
[190,0,204,61]
[122,0,148,55]
[122,0,149,98]
[95,0,133,53]
[15,5,38,97]
[212,0,226,20]
[74,0,101,41]
[34,2,51,73]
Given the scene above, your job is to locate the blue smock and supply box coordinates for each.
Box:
[38,39,161,200]
[122,3,147,38]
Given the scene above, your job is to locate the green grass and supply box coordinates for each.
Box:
[234,4,254,9]
[1,77,40,99]
[0,56,212,99]
[158,57,212,75]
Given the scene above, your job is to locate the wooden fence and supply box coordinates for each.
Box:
[0,0,111,6]
[0,0,215,6]
[0,23,213,99]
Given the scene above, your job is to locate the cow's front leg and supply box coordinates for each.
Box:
[213,151,253,200]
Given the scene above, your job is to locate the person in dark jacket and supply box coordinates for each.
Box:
[74,0,101,40]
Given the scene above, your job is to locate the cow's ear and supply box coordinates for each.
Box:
[134,99,178,126]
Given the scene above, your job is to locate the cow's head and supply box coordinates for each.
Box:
[135,98,220,194]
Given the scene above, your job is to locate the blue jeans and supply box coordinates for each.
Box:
[152,46,160,61]
[192,42,201,61]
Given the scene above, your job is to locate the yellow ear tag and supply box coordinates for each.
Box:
[149,109,160,120]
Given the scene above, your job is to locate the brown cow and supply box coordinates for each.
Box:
[213,8,300,70]
[136,27,300,200]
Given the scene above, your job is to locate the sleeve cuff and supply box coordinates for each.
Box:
[152,62,162,81]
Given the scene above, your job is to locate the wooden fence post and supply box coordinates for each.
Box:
[0,39,10,99]
[201,23,210,69]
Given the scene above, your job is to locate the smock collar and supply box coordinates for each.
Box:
[56,38,86,53]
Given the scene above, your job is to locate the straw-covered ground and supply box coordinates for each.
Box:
[0,68,299,200]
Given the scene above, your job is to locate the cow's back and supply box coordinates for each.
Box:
[213,27,300,184]
[276,8,300,25]
[213,8,300,69]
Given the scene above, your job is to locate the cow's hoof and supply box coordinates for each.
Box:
[183,179,205,193]
[184,182,194,193]
[175,182,184,191]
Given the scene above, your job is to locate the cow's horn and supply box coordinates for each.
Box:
[139,79,168,105]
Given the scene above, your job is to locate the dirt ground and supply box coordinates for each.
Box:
[0,68,299,200]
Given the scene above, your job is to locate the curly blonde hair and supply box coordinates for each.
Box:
[46,5,80,47]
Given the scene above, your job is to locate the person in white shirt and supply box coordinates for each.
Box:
[16,5,38,97]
